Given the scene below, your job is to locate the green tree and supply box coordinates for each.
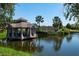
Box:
[32,23,38,28]
[0,3,15,29]
[52,16,62,31]
[66,23,71,29]
[64,3,79,21]
[35,15,44,30]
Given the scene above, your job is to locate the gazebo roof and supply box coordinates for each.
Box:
[7,18,33,28]
[8,22,32,28]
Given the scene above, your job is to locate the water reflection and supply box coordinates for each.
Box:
[0,36,65,55]
[0,39,43,53]
[53,36,63,51]
[66,34,72,42]
[0,33,79,55]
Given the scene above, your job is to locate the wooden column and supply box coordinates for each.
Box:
[27,28,30,37]
[12,28,14,38]
[21,28,24,40]
[30,28,32,37]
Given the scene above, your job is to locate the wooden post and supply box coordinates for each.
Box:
[12,28,14,38]
[21,28,24,40]
[30,28,32,37]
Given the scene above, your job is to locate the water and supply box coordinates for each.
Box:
[0,33,79,56]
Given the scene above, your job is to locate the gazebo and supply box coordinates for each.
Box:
[7,18,37,40]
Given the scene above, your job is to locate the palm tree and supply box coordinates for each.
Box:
[64,3,79,21]
[52,16,62,31]
[35,15,44,30]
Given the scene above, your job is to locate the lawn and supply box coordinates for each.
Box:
[0,47,31,56]
[0,30,7,39]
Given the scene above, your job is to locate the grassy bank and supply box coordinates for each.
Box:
[0,47,31,56]
[0,30,7,39]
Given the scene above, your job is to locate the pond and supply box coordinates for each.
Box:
[0,33,79,56]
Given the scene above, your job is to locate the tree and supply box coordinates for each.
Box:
[52,16,62,31]
[32,23,38,28]
[64,3,79,21]
[0,3,15,29]
[35,15,44,28]
[66,23,71,29]
[0,3,15,20]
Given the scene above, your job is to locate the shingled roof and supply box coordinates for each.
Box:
[9,22,32,28]
[7,18,33,28]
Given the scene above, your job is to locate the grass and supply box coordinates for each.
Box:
[0,47,31,56]
[0,30,7,39]
[70,29,79,32]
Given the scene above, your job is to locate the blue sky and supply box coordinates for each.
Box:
[13,3,75,26]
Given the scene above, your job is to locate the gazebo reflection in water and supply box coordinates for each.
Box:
[0,39,43,53]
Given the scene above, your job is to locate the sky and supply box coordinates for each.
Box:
[13,3,76,26]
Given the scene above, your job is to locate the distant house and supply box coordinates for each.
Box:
[7,18,37,40]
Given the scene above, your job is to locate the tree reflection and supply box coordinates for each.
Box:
[66,34,72,42]
[53,36,63,51]
[36,38,43,52]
